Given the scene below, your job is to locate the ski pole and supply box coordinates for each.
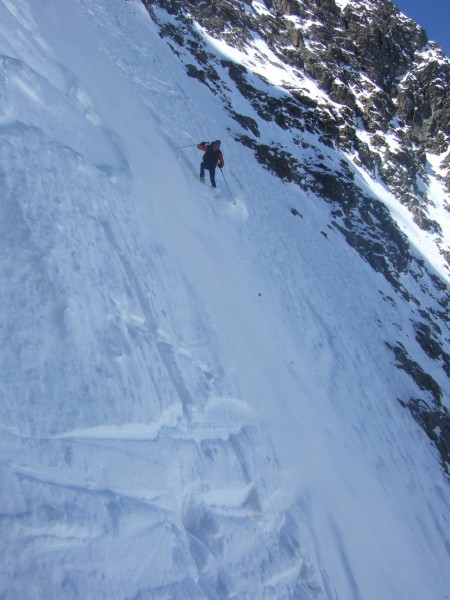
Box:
[176,143,199,149]
[219,167,234,203]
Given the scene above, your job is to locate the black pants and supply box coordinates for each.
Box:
[200,162,216,187]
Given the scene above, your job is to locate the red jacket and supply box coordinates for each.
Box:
[197,143,224,168]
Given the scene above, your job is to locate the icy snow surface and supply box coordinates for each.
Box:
[0,0,449,599]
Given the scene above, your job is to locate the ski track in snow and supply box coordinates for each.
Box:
[0,0,449,599]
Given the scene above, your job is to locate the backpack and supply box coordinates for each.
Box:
[203,145,221,168]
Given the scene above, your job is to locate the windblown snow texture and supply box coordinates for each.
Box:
[0,1,449,599]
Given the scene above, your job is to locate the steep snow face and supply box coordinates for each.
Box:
[0,1,449,599]
[148,0,450,479]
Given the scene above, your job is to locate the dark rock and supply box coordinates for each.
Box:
[414,321,445,361]
[404,398,450,473]
[389,342,443,406]
[229,111,260,137]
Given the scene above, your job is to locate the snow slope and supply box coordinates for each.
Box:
[0,0,449,598]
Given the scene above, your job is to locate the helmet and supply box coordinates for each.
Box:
[213,140,221,147]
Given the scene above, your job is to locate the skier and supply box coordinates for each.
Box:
[197,140,225,188]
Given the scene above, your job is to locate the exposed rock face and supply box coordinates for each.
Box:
[142,0,450,472]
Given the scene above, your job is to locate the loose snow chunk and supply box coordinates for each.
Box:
[201,483,259,512]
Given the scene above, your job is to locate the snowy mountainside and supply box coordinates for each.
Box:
[144,0,450,472]
[0,0,449,599]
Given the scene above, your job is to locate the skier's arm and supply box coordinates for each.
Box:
[218,152,224,168]
[197,142,209,151]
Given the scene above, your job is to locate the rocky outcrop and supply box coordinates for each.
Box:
[147,0,450,214]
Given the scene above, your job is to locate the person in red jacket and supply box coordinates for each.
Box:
[197,140,225,188]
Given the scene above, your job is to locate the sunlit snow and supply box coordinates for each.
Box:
[1,0,449,599]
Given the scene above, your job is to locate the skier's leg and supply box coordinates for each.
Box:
[200,162,205,182]
[209,167,216,188]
